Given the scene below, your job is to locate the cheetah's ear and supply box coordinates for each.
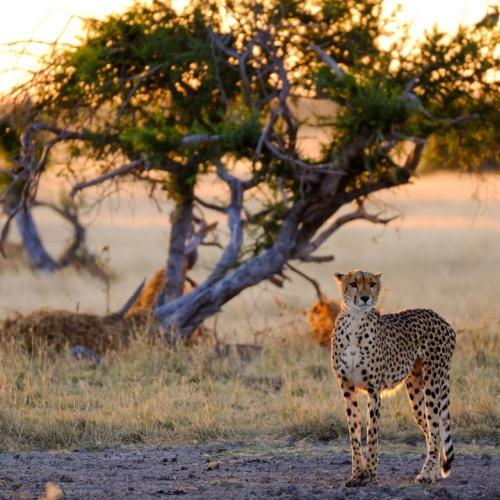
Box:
[334,272,344,282]
[374,272,382,280]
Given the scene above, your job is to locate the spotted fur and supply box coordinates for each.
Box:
[331,270,456,485]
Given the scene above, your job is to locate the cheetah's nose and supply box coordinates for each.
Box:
[360,296,370,303]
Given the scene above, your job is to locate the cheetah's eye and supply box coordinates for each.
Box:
[349,282,358,288]
[370,282,377,288]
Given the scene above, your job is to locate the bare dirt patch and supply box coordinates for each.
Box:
[1,441,498,499]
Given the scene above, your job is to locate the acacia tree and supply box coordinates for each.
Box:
[0,111,106,274]
[2,0,498,338]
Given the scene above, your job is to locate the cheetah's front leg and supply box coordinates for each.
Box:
[341,382,367,486]
[365,388,381,481]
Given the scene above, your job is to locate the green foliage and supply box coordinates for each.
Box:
[218,106,262,157]
[37,1,243,170]
[422,123,500,173]
[0,121,23,197]
[318,71,410,138]
[119,116,183,159]
[0,121,21,162]
[11,0,498,246]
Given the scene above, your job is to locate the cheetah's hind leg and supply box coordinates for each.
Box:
[440,374,454,478]
[415,362,443,483]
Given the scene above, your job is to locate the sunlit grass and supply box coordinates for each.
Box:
[0,319,497,452]
[0,172,499,450]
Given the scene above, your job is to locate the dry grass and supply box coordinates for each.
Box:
[0,309,154,353]
[0,173,499,451]
[0,317,497,452]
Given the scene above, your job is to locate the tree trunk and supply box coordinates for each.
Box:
[159,197,194,303]
[159,244,291,337]
[15,208,59,271]
[155,201,304,337]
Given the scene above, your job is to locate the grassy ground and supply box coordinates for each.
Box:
[0,173,499,451]
[0,317,498,452]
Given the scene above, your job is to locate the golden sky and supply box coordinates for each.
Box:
[0,0,493,93]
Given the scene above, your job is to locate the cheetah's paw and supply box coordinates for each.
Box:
[344,473,377,487]
[415,470,439,484]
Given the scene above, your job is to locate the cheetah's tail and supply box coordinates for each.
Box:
[440,377,454,478]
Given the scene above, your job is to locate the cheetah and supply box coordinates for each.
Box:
[331,270,456,486]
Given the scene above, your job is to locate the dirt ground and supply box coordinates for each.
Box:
[1,441,498,499]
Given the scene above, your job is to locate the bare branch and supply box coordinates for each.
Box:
[264,139,344,174]
[215,159,255,190]
[402,68,428,97]
[299,254,335,263]
[0,209,18,257]
[104,279,147,321]
[402,142,425,173]
[184,218,218,269]
[33,200,85,258]
[286,262,325,300]
[443,114,480,128]
[17,122,90,186]
[390,131,427,145]
[180,134,221,146]
[70,158,147,198]
[21,121,89,141]
[114,63,168,122]
[208,29,254,108]
[200,240,224,249]
[156,159,258,324]
[212,160,246,276]
[156,200,307,337]
[309,43,345,78]
[194,196,227,213]
[297,204,397,260]
[255,108,280,158]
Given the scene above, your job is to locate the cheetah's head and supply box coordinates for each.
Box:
[334,270,381,311]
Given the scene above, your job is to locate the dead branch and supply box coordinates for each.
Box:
[268,275,285,288]
[194,196,228,213]
[264,139,345,175]
[155,159,261,330]
[297,204,397,261]
[390,131,427,145]
[442,114,480,128]
[402,142,425,173]
[180,134,221,146]
[215,159,255,190]
[208,30,254,108]
[309,43,346,78]
[255,109,280,158]
[104,279,147,321]
[299,254,335,263]
[207,159,249,278]
[70,158,147,198]
[286,262,325,300]
[184,218,218,270]
[30,200,107,278]
[114,63,168,122]
[0,210,20,257]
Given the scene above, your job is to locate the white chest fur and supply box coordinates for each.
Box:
[340,346,364,387]
[335,310,374,388]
